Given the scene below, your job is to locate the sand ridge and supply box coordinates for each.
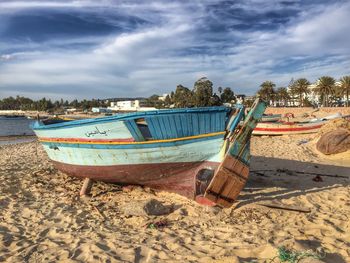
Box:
[0,136,349,262]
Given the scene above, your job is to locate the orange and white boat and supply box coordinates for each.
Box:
[253,113,344,136]
[253,120,325,135]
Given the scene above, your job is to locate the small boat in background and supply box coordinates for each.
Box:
[41,116,74,125]
[260,114,282,122]
[254,113,344,136]
[310,112,342,122]
[253,120,325,135]
[32,99,267,208]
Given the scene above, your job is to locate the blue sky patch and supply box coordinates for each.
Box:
[0,0,349,99]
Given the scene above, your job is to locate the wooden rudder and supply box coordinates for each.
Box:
[204,98,267,208]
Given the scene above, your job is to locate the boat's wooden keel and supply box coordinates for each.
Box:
[80,178,93,196]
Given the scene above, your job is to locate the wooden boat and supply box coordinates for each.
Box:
[310,112,342,122]
[32,99,266,207]
[261,114,282,122]
[41,116,75,125]
[253,120,325,135]
[254,113,344,136]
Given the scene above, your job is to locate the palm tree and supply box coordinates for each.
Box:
[316,76,336,107]
[276,87,290,106]
[339,76,350,107]
[257,81,276,105]
[291,78,310,107]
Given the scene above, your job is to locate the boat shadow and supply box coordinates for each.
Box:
[237,156,350,206]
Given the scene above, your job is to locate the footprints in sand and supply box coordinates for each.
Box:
[0,141,349,262]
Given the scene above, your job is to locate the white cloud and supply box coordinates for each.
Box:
[94,24,191,55]
[0,0,349,99]
[0,54,13,60]
[0,0,100,9]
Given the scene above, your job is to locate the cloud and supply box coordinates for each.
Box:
[94,24,191,56]
[0,54,13,61]
[0,0,349,99]
[0,1,101,10]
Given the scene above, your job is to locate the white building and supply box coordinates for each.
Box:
[108,100,157,112]
[65,108,77,113]
[235,95,246,104]
[91,107,112,113]
[158,94,169,101]
[287,81,345,107]
[110,100,140,108]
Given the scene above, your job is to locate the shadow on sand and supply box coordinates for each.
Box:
[239,156,349,205]
[236,156,349,263]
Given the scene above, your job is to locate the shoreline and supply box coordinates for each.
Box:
[0,135,37,140]
[0,135,37,145]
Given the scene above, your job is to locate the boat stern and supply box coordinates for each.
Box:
[202,99,267,207]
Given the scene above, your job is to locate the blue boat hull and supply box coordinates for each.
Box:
[32,103,267,206]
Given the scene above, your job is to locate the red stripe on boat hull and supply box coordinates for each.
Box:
[39,137,135,143]
[52,160,220,198]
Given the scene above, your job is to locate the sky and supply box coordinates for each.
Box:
[0,0,349,100]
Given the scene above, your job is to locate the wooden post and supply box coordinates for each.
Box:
[80,178,93,196]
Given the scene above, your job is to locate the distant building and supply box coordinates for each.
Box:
[286,81,345,107]
[108,100,157,112]
[158,94,169,101]
[245,96,256,102]
[91,107,112,113]
[65,108,77,113]
[236,94,246,104]
[111,100,140,108]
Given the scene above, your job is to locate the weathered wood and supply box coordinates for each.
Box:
[259,202,311,213]
[204,99,267,208]
[80,178,93,196]
[205,158,249,207]
[92,205,106,220]
[295,171,349,179]
[216,196,233,208]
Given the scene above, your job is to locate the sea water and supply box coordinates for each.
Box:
[0,117,35,137]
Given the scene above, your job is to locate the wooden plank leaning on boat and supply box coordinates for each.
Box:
[204,99,267,208]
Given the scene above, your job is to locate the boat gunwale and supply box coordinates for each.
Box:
[32,106,234,130]
[40,132,225,149]
[38,131,226,145]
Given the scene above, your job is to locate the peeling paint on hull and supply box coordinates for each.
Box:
[53,160,219,198]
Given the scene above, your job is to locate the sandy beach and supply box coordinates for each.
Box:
[1,125,349,262]
[1,0,349,260]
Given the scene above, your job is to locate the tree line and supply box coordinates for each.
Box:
[146,77,236,108]
[2,75,349,112]
[0,78,236,111]
[0,96,108,112]
[257,75,350,107]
